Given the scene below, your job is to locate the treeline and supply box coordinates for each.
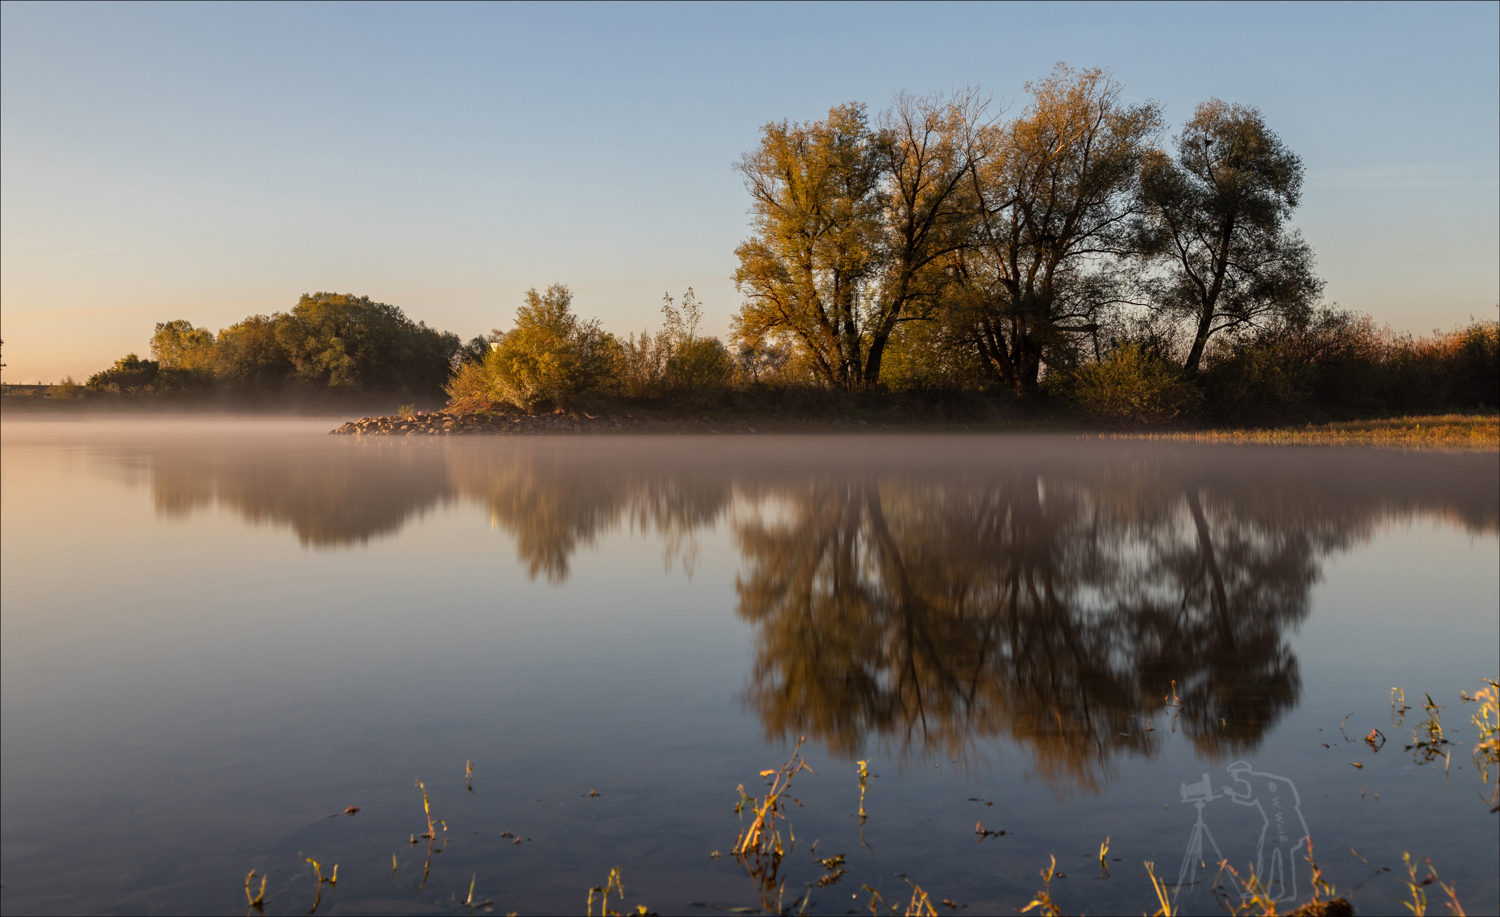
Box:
[81,293,465,399]
[448,64,1497,423]
[63,63,1498,421]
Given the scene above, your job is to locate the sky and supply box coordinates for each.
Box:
[2,1,1497,384]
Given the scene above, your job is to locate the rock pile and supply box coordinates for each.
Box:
[330,410,761,436]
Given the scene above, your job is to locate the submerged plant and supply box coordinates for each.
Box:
[816,853,847,887]
[459,873,493,912]
[1406,694,1455,765]
[856,759,871,825]
[897,875,939,916]
[1400,852,1430,916]
[304,858,336,915]
[859,881,937,917]
[734,738,814,912]
[1020,856,1064,916]
[1461,678,1499,803]
[587,867,624,916]
[586,867,653,916]
[244,870,267,912]
[1212,860,1286,916]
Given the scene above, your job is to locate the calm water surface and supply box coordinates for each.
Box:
[2,418,1497,916]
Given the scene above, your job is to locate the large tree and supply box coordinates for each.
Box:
[274,292,460,393]
[1137,100,1323,373]
[149,320,216,372]
[864,91,988,386]
[960,65,1162,395]
[732,95,986,390]
[732,103,884,390]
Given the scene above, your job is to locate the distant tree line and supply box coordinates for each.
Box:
[85,293,462,399]
[71,64,1497,421]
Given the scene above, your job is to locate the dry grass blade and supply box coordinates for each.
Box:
[415,779,438,838]
[1144,860,1174,916]
[244,870,267,910]
[733,737,814,911]
[1019,856,1063,916]
[898,875,939,916]
[588,866,647,916]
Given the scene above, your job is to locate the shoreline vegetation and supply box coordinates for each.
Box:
[320,407,1500,450]
[5,67,1497,438]
[1113,414,1500,450]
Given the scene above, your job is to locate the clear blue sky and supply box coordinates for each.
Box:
[2,0,1496,383]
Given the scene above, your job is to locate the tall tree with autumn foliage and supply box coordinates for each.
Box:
[957,64,1162,395]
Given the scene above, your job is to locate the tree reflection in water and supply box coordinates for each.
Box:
[446,449,730,582]
[120,437,1496,793]
[734,472,1333,791]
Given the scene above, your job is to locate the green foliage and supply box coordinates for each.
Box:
[275,292,460,393]
[483,284,615,411]
[1137,99,1323,373]
[877,316,988,393]
[151,320,216,372]
[590,289,732,403]
[664,338,732,397]
[81,294,462,400]
[732,102,884,391]
[86,353,159,392]
[1066,343,1200,424]
[214,315,292,387]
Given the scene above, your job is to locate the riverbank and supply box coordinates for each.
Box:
[330,409,1500,448]
[331,409,851,435]
[1116,414,1499,449]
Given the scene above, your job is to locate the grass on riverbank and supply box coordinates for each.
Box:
[1118,414,1499,450]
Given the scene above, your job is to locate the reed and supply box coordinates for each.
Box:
[1019,855,1063,916]
[733,738,814,911]
[1118,414,1499,449]
[243,870,266,912]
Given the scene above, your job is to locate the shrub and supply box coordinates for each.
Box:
[48,376,85,400]
[1201,312,1499,423]
[596,288,732,402]
[443,359,494,412]
[482,284,615,411]
[664,337,733,396]
[1068,343,1200,424]
[1427,320,1498,409]
[86,354,159,393]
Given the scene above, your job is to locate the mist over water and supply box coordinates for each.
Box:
[2,418,1496,915]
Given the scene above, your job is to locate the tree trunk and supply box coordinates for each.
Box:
[1183,308,1214,374]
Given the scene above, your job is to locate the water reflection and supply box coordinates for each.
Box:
[106,437,1497,789]
[139,443,453,546]
[734,474,1319,790]
[446,449,730,581]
